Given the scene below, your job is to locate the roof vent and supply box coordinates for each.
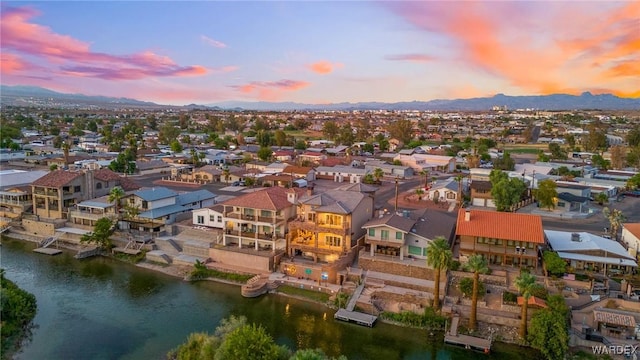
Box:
[571,233,581,242]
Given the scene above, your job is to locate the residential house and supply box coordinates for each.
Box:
[175,165,222,184]
[455,209,544,268]
[545,230,636,275]
[555,192,590,213]
[192,204,225,229]
[621,223,640,259]
[283,165,316,182]
[273,150,294,162]
[394,154,456,173]
[298,152,327,165]
[426,177,463,203]
[123,187,216,234]
[69,200,117,227]
[135,159,171,175]
[364,160,413,179]
[315,165,368,183]
[470,180,494,208]
[284,186,374,284]
[220,187,301,253]
[0,169,48,218]
[31,169,139,219]
[362,209,456,261]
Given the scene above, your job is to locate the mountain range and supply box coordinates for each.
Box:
[1,85,638,111]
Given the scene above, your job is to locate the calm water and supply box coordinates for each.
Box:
[1,238,538,360]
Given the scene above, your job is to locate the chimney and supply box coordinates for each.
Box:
[571,233,581,242]
[287,188,298,204]
[306,185,314,197]
[464,210,471,222]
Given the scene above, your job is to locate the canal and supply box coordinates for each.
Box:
[2,238,539,360]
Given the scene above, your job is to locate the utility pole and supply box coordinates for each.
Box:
[394,177,399,212]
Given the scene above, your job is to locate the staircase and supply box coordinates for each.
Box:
[39,232,62,248]
[167,239,182,252]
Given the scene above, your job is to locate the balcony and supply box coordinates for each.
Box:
[70,210,116,221]
[224,212,284,223]
[288,219,350,236]
[225,229,283,241]
[365,236,404,246]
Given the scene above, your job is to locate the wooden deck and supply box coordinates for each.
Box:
[444,315,491,353]
[334,309,377,327]
[33,247,63,255]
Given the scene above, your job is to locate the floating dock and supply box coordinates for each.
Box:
[33,247,63,255]
[334,309,377,327]
[444,315,491,353]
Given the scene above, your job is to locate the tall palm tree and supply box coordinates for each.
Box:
[222,168,230,185]
[425,236,452,309]
[603,207,626,240]
[465,254,488,331]
[108,186,125,219]
[420,170,429,188]
[514,271,538,338]
[454,175,464,208]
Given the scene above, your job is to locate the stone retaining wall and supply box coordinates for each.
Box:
[22,219,57,236]
[450,270,506,286]
[359,257,438,280]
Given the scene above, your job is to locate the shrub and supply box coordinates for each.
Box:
[450,260,461,271]
[458,277,485,299]
[503,291,518,304]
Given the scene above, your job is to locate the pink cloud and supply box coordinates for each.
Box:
[308,61,343,74]
[0,52,40,74]
[232,79,310,101]
[383,1,639,96]
[1,6,208,80]
[385,54,435,63]
[200,35,227,48]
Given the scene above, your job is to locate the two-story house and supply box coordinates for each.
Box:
[284,186,374,284]
[455,209,545,269]
[31,169,139,219]
[362,209,457,261]
[123,187,216,234]
[622,223,640,260]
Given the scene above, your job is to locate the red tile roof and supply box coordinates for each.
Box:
[31,170,83,187]
[222,187,303,211]
[455,209,544,244]
[94,168,123,181]
[624,223,640,239]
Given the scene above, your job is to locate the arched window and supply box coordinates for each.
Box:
[96,182,102,189]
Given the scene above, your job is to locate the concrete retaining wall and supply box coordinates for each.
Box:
[359,257,438,280]
[22,219,56,236]
[450,270,506,286]
[210,248,272,272]
[477,313,520,327]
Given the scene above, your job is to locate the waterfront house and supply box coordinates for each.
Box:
[284,185,374,284]
[545,230,636,275]
[622,223,640,259]
[192,204,225,229]
[455,209,545,268]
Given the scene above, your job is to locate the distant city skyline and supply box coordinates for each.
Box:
[1,1,638,106]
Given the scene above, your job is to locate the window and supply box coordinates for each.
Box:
[197,216,204,224]
[396,232,403,240]
[217,216,222,222]
[261,210,271,218]
[326,214,342,226]
[129,198,135,204]
[325,236,341,247]
[381,230,389,240]
[368,228,375,236]
[210,215,216,222]
[142,201,148,209]
[96,182,102,189]
[74,185,81,193]
[408,246,422,255]
[446,192,456,199]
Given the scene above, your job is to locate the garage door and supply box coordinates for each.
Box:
[472,198,485,207]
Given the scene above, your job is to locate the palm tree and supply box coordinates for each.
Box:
[514,271,538,338]
[61,140,70,167]
[420,170,429,188]
[108,186,125,219]
[454,175,464,208]
[415,188,424,201]
[373,168,384,184]
[603,207,626,240]
[465,254,488,331]
[425,236,452,309]
[222,168,230,185]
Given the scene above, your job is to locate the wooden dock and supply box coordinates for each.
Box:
[444,315,491,353]
[33,247,63,256]
[334,309,377,327]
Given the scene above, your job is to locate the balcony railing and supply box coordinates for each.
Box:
[289,219,350,235]
[69,211,116,220]
[225,229,283,241]
[224,212,284,223]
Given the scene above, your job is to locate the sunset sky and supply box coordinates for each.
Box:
[1,1,638,105]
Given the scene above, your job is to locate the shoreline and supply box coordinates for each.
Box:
[2,233,546,356]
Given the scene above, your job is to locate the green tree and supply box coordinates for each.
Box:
[514,271,539,339]
[489,170,526,212]
[548,143,567,160]
[80,217,115,250]
[603,207,626,240]
[338,123,355,146]
[222,168,231,185]
[528,295,569,360]
[274,130,288,147]
[387,119,413,144]
[290,349,347,360]
[627,128,640,147]
[108,186,125,219]
[627,173,640,190]
[535,179,557,210]
[170,140,183,154]
[591,154,610,170]
[0,269,38,357]
[322,121,339,141]
[159,123,181,145]
[493,152,515,171]
[257,147,273,162]
[594,193,609,206]
[464,254,488,331]
[373,168,384,183]
[542,251,566,276]
[425,237,452,309]
[609,145,626,170]
[215,324,282,360]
